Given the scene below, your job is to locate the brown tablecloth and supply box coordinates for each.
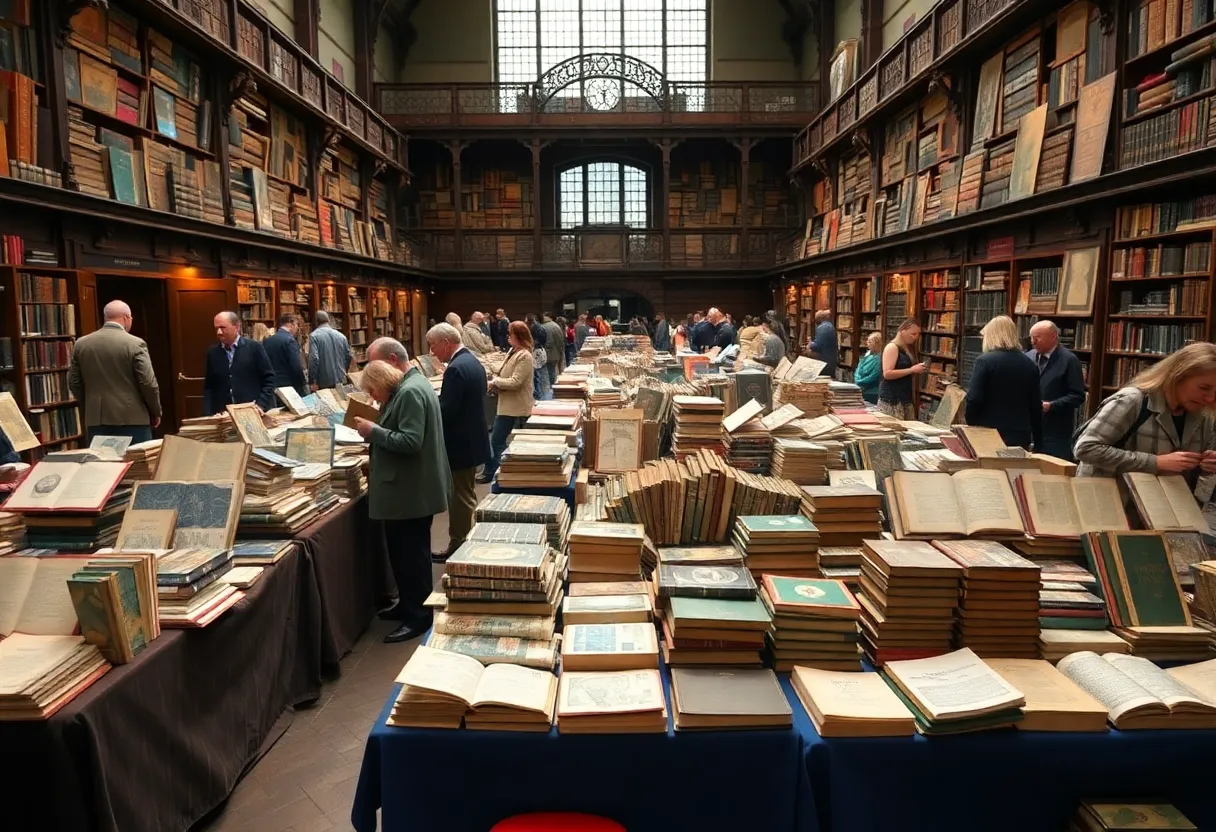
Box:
[293,494,393,675]
[0,544,322,832]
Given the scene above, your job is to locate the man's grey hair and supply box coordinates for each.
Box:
[1030,320,1059,335]
[427,323,463,345]
[368,337,409,364]
[445,312,462,329]
[218,310,239,326]
[103,300,131,321]
[315,310,330,326]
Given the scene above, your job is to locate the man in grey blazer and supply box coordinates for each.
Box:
[68,300,162,442]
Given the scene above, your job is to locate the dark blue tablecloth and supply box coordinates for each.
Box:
[353,660,816,832]
[491,468,578,512]
[783,673,1216,832]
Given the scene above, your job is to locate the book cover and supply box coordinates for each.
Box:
[1110,532,1191,626]
[738,515,816,535]
[67,572,126,663]
[63,48,81,103]
[657,545,743,565]
[657,564,758,599]
[447,541,549,579]
[669,595,772,626]
[467,523,547,545]
[152,86,176,139]
[106,146,138,205]
[79,564,147,657]
[78,53,117,116]
[763,576,860,614]
[565,622,656,654]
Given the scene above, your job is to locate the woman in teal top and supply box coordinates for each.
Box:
[854,331,884,404]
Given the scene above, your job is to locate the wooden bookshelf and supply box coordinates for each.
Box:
[371,288,393,341]
[960,259,1012,386]
[834,280,857,376]
[0,266,86,457]
[882,271,915,344]
[345,285,369,365]
[318,283,343,336]
[393,288,414,349]
[859,275,882,342]
[918,266,961,408]
[670,156,740,227]
[279,281,315,369]
[236,278,275,337]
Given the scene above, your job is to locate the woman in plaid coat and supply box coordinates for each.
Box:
[1075,342,1216,480]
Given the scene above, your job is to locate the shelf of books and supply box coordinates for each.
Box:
[236,278,275,338]
[960,259,1012,386]
[834,279,857,377]
[918,266,961,410]
[882,271,915,344]
[0,2,59,187]
[393,289,414,349]
[372,288,393,341]
[279,280,314,367]
[796,283,814,347]
[318,284,343,341]
[1103,195,1216,395]
[858,275,882,344]
[0,267,83,456]
[345,285,369,365]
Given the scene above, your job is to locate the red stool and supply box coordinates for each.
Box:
[490,812,626,832]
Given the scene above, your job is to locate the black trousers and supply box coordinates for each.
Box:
[381,515,434,627]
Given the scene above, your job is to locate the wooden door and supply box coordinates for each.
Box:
[165,277,238,427]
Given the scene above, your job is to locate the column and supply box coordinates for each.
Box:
[734,138,753,265]
[659,139,672,267]
[531,139,543,269]
[447,140,464,269]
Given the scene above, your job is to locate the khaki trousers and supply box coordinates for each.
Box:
[448,466,478,548]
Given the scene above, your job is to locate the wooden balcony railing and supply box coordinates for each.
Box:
[405,228,791,270]
[375,82,820,129]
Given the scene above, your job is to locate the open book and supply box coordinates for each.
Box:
[6,461,130,512]
[154,434,251,482]
[883,648,1025,725]
[886,469,1025,538]
[1014,474,1129,538]
[1056,651,1216,729]
[0,556,90,636]
[1123,473,1208,533]
[390,644,556,729]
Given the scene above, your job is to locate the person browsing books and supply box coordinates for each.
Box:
[263,312,307,397]
[806,309,838,377]
[202,311,275,416]
[68,299,162,443]
[1027,320,1087,460]
[354,359,450,644]
[751,321,786,369]
[877,319,926,420]
[478,321,536,485]
[853,331,884,405]
[308,310,352,391]
[1075,342,1216,481]
[964,315,1043,450]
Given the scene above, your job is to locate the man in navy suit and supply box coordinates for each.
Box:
[422,323,491,560]
[1027,320,1087,461]
[203,311,276,415]
[263,312,307,397]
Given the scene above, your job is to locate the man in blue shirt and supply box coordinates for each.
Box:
[807,309,838,377]
[308,311,352,390]
[690,311,713,352]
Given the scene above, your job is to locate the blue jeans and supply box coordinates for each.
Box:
[87,424,153,444]
[484,415,525,479]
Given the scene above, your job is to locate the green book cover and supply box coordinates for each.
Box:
[67,573,125,663]
[763,576,859,611]
[152,86,177,139]
[738,515,816,534]
[1110,533,1190,626]
[80,565,147,657]
[669,595,772,626]
[1084,533,1131,626]
[63,47,81,103]
[107,147,137,205]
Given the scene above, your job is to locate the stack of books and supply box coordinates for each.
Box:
[933,540,1041,658]
[773,379,829,416]
[770,438,830,484]
[496,437,574,488]
[65,553,159,664]
[731,515,820,578]
[857,540,963,666]
[245,448,298,498]
[556,669,668,734]
[760,575,863,671]
[561,622,659,670]
[882,648,1026,734]
[156,548,240,627]
[474,493,571,552]
[388,645,556,731]
[329,457,367,498]
[1069,802,1196,832]
[722,417,773,475]
[291,464,334,503]
[527,401,583,432]
[0,512,23,556]
[818,546,864,588]
[671,396,726,459]
[239,487,316,536]
[0,634,111,720]
[1038,628,1130,662]
[562,583,654,625]
[122,440,162,481]
[670,667,793,730]
[178,414,234,442]
[659,591,771,666]
[1039,580,1107,630]
[8,461,133,552]
[231,539,294,567]
[799,485,883,547]
[790,666,916,736]
[466,521,548,546]
[567,521,645,583]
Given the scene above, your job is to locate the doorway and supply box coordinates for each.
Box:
[557,289,654,330]
[96,276,175,436]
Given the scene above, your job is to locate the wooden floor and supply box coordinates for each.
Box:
[195,485,489,832]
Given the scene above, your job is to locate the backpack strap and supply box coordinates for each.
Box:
[1114,394,1153,450]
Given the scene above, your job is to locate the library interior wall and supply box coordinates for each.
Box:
[710,0,799,82]
[882,0,935,50]
[801,25,820,82]
[835,0,862,47]
[319,0,357,88]
[374,20,395,83]
[250,0,295,35]
[399,0,494,83]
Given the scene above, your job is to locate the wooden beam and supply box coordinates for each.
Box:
[294,0,318,58]
[860,0,883,69]
[354,0,374,100]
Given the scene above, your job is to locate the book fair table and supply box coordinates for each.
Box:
[782,673,1216,832]
[0,544,322,832]
[352,658,817,832]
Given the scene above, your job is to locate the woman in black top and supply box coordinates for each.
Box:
[964,315,1043,449]
[878,318,926,419]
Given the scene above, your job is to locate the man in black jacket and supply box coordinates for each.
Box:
[203,311,276,415]
[424,323,491,559]
[263,312,307,397]
[491,308,510,351]
[1027,320,1087,460]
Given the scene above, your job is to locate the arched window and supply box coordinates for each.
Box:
[559,162,649,228]
[495,0,708,91]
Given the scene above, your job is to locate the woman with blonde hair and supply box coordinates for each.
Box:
[877,318,926,419]
[854,331,884,404]
[477,320,536,484]
[250,322,270,342]
[1075,342,1216,479]
[963,315,1042,449]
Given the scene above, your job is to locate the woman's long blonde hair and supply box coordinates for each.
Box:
[360,359,404,397]
[1130,342,1216,413]
[980,315,1020,352]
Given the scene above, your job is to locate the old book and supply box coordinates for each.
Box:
[556,668,667,734]
[446,541,549,581]
[285,427,335,466]
[657,564,758,599]
[987,658,1108,731]
[1039,628,1130,660]
[883,648,1025,730]
[151,86,176,139]
[827,469,877,489]
[567,581,651,597]
[1076,802,1196,831]
[1070,72,1117,183]
[342,395,379,427]
[1123,473,1208,533]
[887,469,1024,538]
[595,408,642,473]
[761,575,859,618]
[562,594,653,625]
[7,461,129,512]
[657,546,744,566]
[154,434,250,482]
[670,667,791,730]
[431,612,555,640]
[722,399,764,434]
[0,391,38,451]
[561,622,659,670]
[0,556,91,636]
[972,54,1003,146]
[225,403,272,447]
[114,509,176,551]
[1057,651,1216,728]
[275,386,310,416]
[791,666,915,736]
[466,523,547,546]
[130,480,243,550]
[1014,473,1130,537]
[425,633,559,670]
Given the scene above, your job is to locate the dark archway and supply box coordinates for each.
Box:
[556,288,655,330]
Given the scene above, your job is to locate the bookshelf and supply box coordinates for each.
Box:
[0,1,59,188]
[796,283,814,347]
[834,280,857,376]
[318,283,343,336]
[345,285,369,365]
[393,289,414,349]
[236,278,275,338]
[372,288,393,340]
[279,281,314,370]
[960,259,1012,386]
[1,267,83,456]
[882,271,915,343]
[669,156,740,227]
[918,266,961,407]
[859,275,882,342]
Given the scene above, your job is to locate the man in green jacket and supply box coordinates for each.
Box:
[354,354,451,643]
